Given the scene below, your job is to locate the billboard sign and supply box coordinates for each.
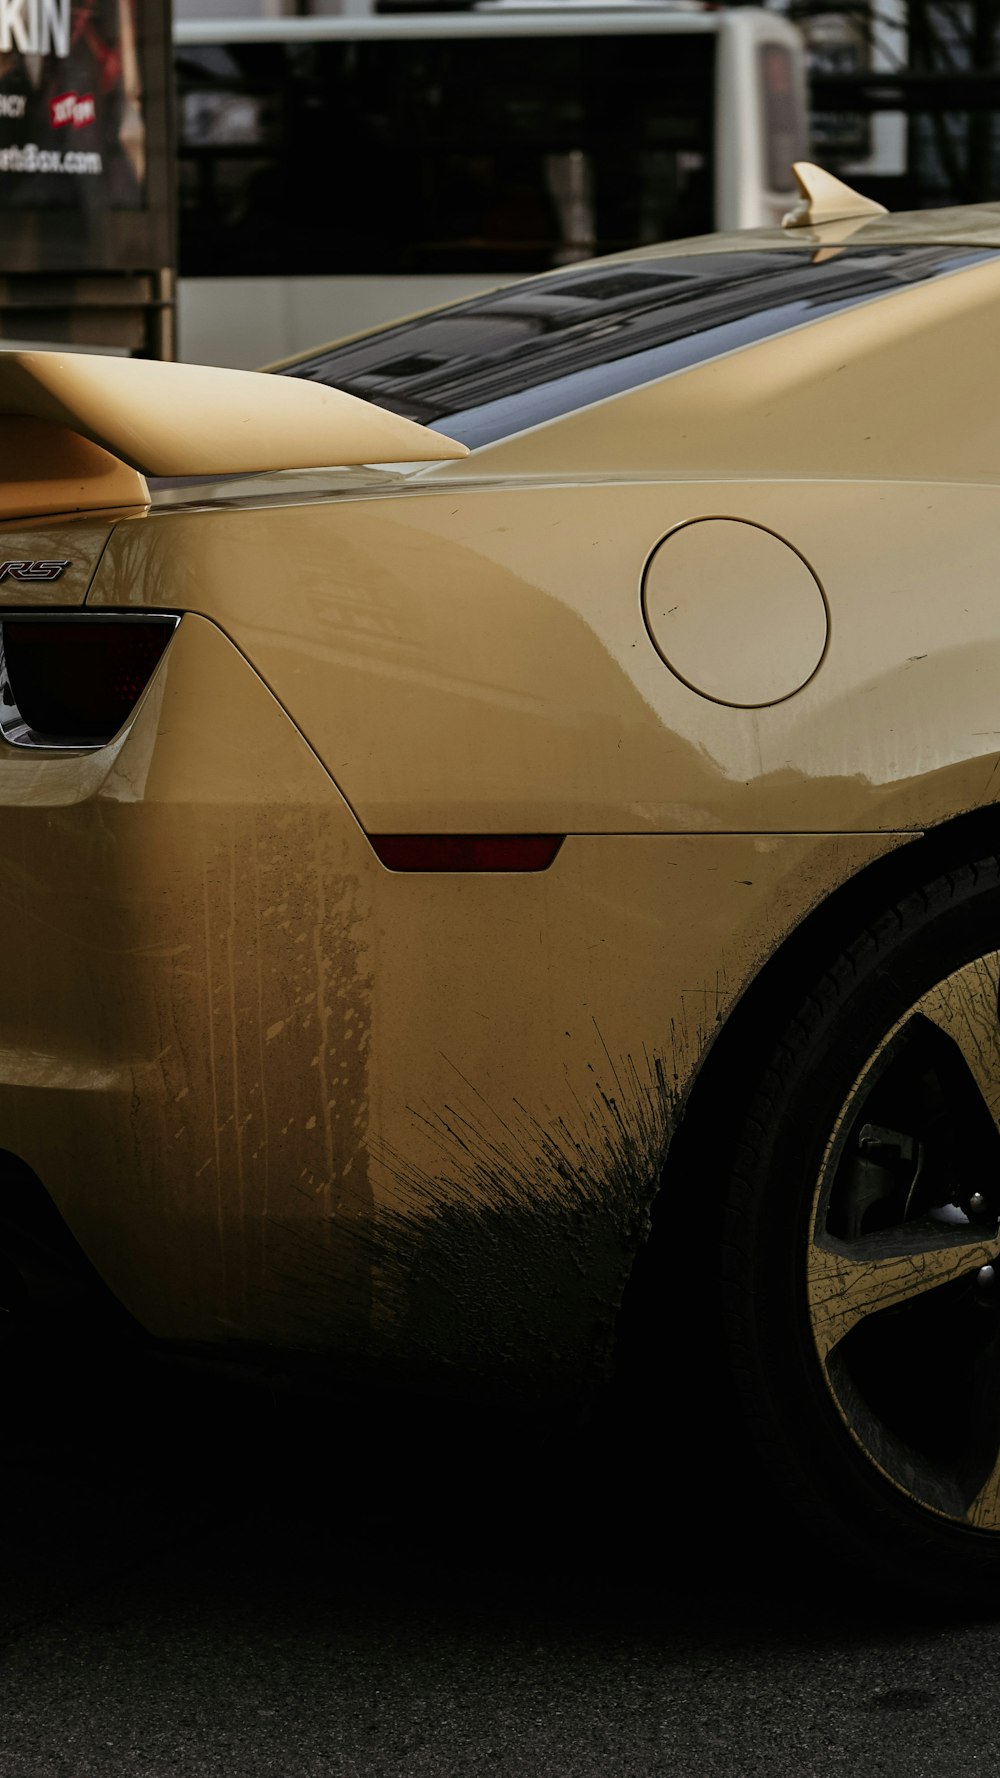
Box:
[0,0,173,275]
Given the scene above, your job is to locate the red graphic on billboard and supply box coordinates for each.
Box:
[50,91,97,128]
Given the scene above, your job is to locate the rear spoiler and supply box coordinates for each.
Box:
[0,350,469,521]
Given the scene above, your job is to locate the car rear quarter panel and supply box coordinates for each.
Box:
[93,476,1000,836]
[0,597,893,1374]
[64,468,1000,1370]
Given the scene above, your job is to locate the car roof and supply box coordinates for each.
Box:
[413,229,1000,482]
[270,201,1000,383]
[267,196,1000,487]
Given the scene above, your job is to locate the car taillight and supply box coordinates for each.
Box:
[0,615,179,749]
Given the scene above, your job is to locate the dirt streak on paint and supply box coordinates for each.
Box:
[269,1041,680,1388]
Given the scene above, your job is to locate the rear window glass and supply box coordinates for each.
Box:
[282,246,993,449]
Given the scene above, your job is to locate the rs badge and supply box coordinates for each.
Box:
[0,561,71,582]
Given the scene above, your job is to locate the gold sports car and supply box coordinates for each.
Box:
[5,164,1000,1595]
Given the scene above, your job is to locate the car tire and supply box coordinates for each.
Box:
[724,852,1000,1601]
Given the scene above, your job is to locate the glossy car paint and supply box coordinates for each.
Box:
[3,202,1000,1383]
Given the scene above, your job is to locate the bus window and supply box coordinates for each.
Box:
[760,43,807,196]
[173,10,809,365]
[176,34,716,277]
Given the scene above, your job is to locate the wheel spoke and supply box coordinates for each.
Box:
[916,955,1000,1137]
[808,1224,998,1362]
[966,1441,1000,1528]
[800,941,1000,1530]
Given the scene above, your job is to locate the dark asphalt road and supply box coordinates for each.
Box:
[1,1356,997,1778]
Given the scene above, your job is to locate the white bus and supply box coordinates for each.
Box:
[173,3,809,366]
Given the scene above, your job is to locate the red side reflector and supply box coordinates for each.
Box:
[370,835,563,872]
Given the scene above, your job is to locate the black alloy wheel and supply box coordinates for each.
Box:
[725,855,1000,1598]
